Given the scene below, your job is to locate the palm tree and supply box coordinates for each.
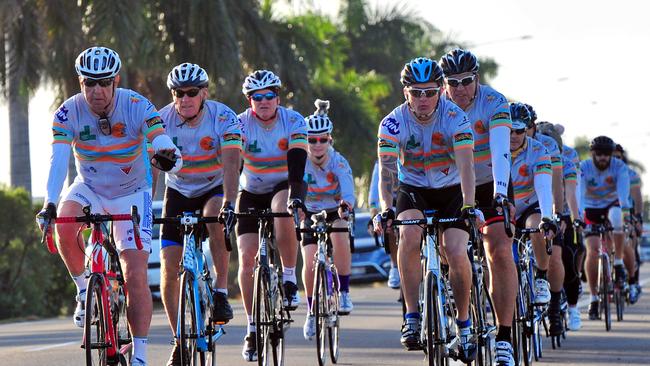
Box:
[1,0,44,196]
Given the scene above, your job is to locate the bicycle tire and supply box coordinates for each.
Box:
[424,271,446,366]
[615,287,624,322]
[85,274,108,366]
[270,265,285,366]
[329,265,341,364]
[532,309,542,361]
[114,284,131,363]
[314,263,328,366]
[254,267,272,366]
[179,271,203,366]
[519,280,533,366]
[204,277,218,366]
[599,257,611,331]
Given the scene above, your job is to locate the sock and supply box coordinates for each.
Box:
[132,337,148,363]
[456,318,471,328]
[71,271,88,295]
[247,315,255,334]
[550,290,562,307]
[535,268,548,280]
[496,326,511,343]
[216,288,228,296]
[591,294,599,303]
[405,312,420,320]
[338,274,350,293]
[283,266,297,284]
[391,262,398,269]
[614,258,624,266]
[307,297,313,311]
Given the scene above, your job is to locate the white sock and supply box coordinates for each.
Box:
[71,270,88,295]
[614,258,624,266]
[591,294,599,302]
[283,266,297,284]
[216,288,228,296]
[132,337,148,363]
[247,315,255,334]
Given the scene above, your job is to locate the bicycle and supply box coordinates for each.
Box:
[581,221,615,331]
[300,210,351,366]
[390,209,468,366]
[41,205,141,366]
[235,208,296,366]
[153,212,228,366]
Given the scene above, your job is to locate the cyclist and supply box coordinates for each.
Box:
[440,49,516,365]
[37,46,182,366]
[374,57,477,362]
[613,143,643,303]
[580,136,630,320]
[155,63,242,365]
[236,70,307,361]
[552,123,586,330]
[300,99,356,340]
[369,160,400,288]
[536,121,578,336]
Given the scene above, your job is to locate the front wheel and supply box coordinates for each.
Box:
[329,265,341,364]
[85,274,108,366]
[424,271,446,366]
[314,263,328,366]
[599,257,611,331]
[179,272,203,365]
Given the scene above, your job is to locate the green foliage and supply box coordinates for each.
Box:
[0,186,75,320]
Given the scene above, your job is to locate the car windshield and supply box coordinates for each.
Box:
[152,208,162,239]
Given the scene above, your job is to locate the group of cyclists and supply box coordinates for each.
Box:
[35,45,644,366]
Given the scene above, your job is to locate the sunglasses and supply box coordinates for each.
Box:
[511,128,526,135]
[446,74,476,88]
[250,92,278,102]
[83,78,114,88]
[407,87,440,98]
[308,137,330,144]
[594,151,612,157]
[173,88,201,98]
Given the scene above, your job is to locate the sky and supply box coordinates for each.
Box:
[2,0,649,198]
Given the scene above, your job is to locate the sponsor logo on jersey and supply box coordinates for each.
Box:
[172,137,183,151]
[305,173,317,185]
[278,138,289,151]
[80,125,97,141]
[432,132,445,146]
[121,166,132,175]
[441,167,450,176]
[381,117,400,135]
[518,164,529,177]
[223,133,241,142]
[491,112,510,121]
[447,110,457,117]
[248,140,262,153]
[55,105,69,122]
[200,136,215,151]
[454,132,472,144]
[146,116,162,128]
[474,120,487,134]
[130,95,141,103]
[112,122,126,138]
[605,176,614,185]
[406,135,421,149]
[326,172,336,183]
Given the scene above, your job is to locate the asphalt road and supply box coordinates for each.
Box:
[1,266,648,366]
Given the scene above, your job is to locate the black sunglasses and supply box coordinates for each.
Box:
[446,74,476,88]
[173,88,201,98]
[593,150,612,157]
[308,137,329,144]
[250,92,278,102]
[83,78,114,88]
[511,128,526,135]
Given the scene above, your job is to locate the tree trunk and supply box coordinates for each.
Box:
[5,34,31,196]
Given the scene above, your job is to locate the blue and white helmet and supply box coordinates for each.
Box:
[306,99,333,135]
[75,46,121,79]
[242,70,282,95]
[167,63,209,89]
[509,102,532,130]
[400,57,444,86]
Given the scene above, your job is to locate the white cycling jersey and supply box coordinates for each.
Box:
[304,147,355,212]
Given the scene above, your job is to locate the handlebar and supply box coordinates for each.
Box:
[495,196,513,238]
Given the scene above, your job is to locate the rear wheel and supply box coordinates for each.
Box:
[85,274,108,366]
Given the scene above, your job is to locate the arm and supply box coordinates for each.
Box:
[455,148,476,207]
[534,155,554,219]
[337,157,356,207]
[617,163,631,209]
[369,161,380,213]
[565,180,580,220]
[221,148,241,204]
[489,125,512,196]
[45,143,71,205]
[378,155,398,212]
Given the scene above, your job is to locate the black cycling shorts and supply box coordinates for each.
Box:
[302,210,342,246]
[475,180,515,226]
[161,185,223,248]
[235,181,289,236]
[395,183,469,233]
[515,201,541,229]
[583,201,618,238]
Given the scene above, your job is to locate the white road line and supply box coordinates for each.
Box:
[24,341,77,352]
[577,275,650,309]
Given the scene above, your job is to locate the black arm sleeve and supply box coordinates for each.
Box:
[287,148,307,200]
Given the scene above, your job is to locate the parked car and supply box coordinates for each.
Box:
[350,211,392,283]
[640,223,650,263]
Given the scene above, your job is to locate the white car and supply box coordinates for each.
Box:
[147,201,215,299]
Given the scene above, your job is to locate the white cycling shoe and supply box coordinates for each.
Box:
[303,315,316,340]
[74,290,86,328]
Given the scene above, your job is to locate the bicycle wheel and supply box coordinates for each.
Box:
[615,286,624,322]
[329,265,341,364]
[532,308,543,361]
[179,271,203,365]
[203,278,218,366]
[85,274,108,366]
[424,271,446,366]
[314,263,328,366]
[519,281,533,366]
[254,267,271,366]
[598,257,611,331]
[113,284,131,363]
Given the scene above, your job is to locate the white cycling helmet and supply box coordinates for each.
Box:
[167,62,209,89]
[75,46,121,79]
[242,70,282,95]
[306,99,333,135]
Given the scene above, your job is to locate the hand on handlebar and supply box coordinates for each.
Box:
[338,200,353,220]
[539,217,558,240]
[287,198,306,221]
[373,208,395,235]
[219,201,236,233]
[36,202,57,232]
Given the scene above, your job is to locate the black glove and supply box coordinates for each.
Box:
[380,208,395,222]
[36,202,57,226]
[491,193,509,209]
[219,201,236,233]
[573,218,586,229]
[539,217,558,234]
[287,198,305,213]
[460,205,477,221]
[151,149,178,171]
[634,213,643,224]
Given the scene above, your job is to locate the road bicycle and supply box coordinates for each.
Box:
[153,212,228,365]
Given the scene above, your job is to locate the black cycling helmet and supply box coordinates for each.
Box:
[522,103,537,125]
[615,143,625,153]
[400,57,444,86]
[509,102,531,129]
[439,48,479,76]
[590,136,615,153]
